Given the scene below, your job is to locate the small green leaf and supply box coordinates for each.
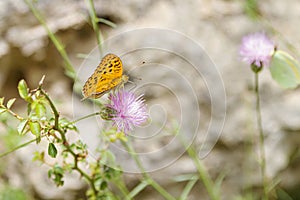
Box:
[0,97,4,105]
[269,50,300,89]
[27,103,32,115]
[35,103,46,118]
[17,119,29,135]
[100,181,108,190]
[48,143,58,158]
[18,79,29,99]
[32,151,45,162]
[48,165,64,186]
[7,98,16,109]
[29,114,39,121]
[29,121,41,136]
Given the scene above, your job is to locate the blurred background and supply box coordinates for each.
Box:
[0,0,299,199]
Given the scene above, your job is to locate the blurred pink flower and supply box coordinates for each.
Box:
[107,90,148,133]
[239,32,275,67]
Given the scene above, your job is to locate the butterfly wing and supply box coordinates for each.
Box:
[82,54,123,99]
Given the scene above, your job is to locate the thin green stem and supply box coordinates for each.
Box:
[39,87,98,196]
[5,108,24,121]
[97,18,117,28]
[40,89,59,129]
[0,112,102,158]
[67,112,101,125]
[174,128,219,200]
[111,179,131,200]
[254,72,268,200]
[121,140,176,200]
[0,138,36,158]
[186,146,219,200]
[24,0,76,79]
[179,176,198,200]
[86,0,104,56]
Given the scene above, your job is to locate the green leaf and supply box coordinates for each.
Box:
[17,119,28,135]
[35,103,46,118]
[100,181,108,190]
[48,143,58,158]
[48,165,64,186]
[27,103,32,115]
[0,97,4,105]
[277,188,294,200]
[32,151,45,162]
[18,79,29,99]
[7,98,16,109]
[29,121,41,136]
[269,50,300,89]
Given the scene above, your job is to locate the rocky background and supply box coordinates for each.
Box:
[0,0,299,199]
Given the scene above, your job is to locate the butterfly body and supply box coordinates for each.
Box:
[82,53,128,100]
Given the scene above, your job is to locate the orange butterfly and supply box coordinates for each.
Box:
[82,53,128,100]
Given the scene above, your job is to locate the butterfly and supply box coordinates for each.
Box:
[82,53,129,100]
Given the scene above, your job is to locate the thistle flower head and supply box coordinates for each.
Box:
[239,32,275,67]
[106,90,148,133]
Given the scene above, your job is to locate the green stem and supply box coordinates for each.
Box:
[39,87,98,196]
[24,0,76,80]
[40,89,59,129]
[111,179,131,200]
[254,72,268,200]
[0,138,37,158]
[0,112,101,158]
[186,146,219,200]
[174,128,219,200]
[86,0,104,56]
[5,108,24,121]
[97,18,117,28]
[67,112,101,125]
[121,140,176,200]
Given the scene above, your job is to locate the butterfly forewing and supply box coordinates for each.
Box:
[82,53,124,99]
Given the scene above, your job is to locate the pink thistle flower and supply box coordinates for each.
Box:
[239,32,275,67]
[107,90,148,133]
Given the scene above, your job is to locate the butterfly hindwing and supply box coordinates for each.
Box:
[82,53,124,99]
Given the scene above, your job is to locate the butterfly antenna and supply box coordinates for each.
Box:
[126,80,137,91]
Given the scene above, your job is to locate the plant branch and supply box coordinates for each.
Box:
[5,108,24,121]
[254,72,268,200]
[0,138,37,158]
[39,89,59,130]
[39,86,98,196]
[121,140,176,200]
[24,0,76,79]
[186,146,219,200]
[174,128,219,200]
[86,0,104,56]
[68,112,101,125]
